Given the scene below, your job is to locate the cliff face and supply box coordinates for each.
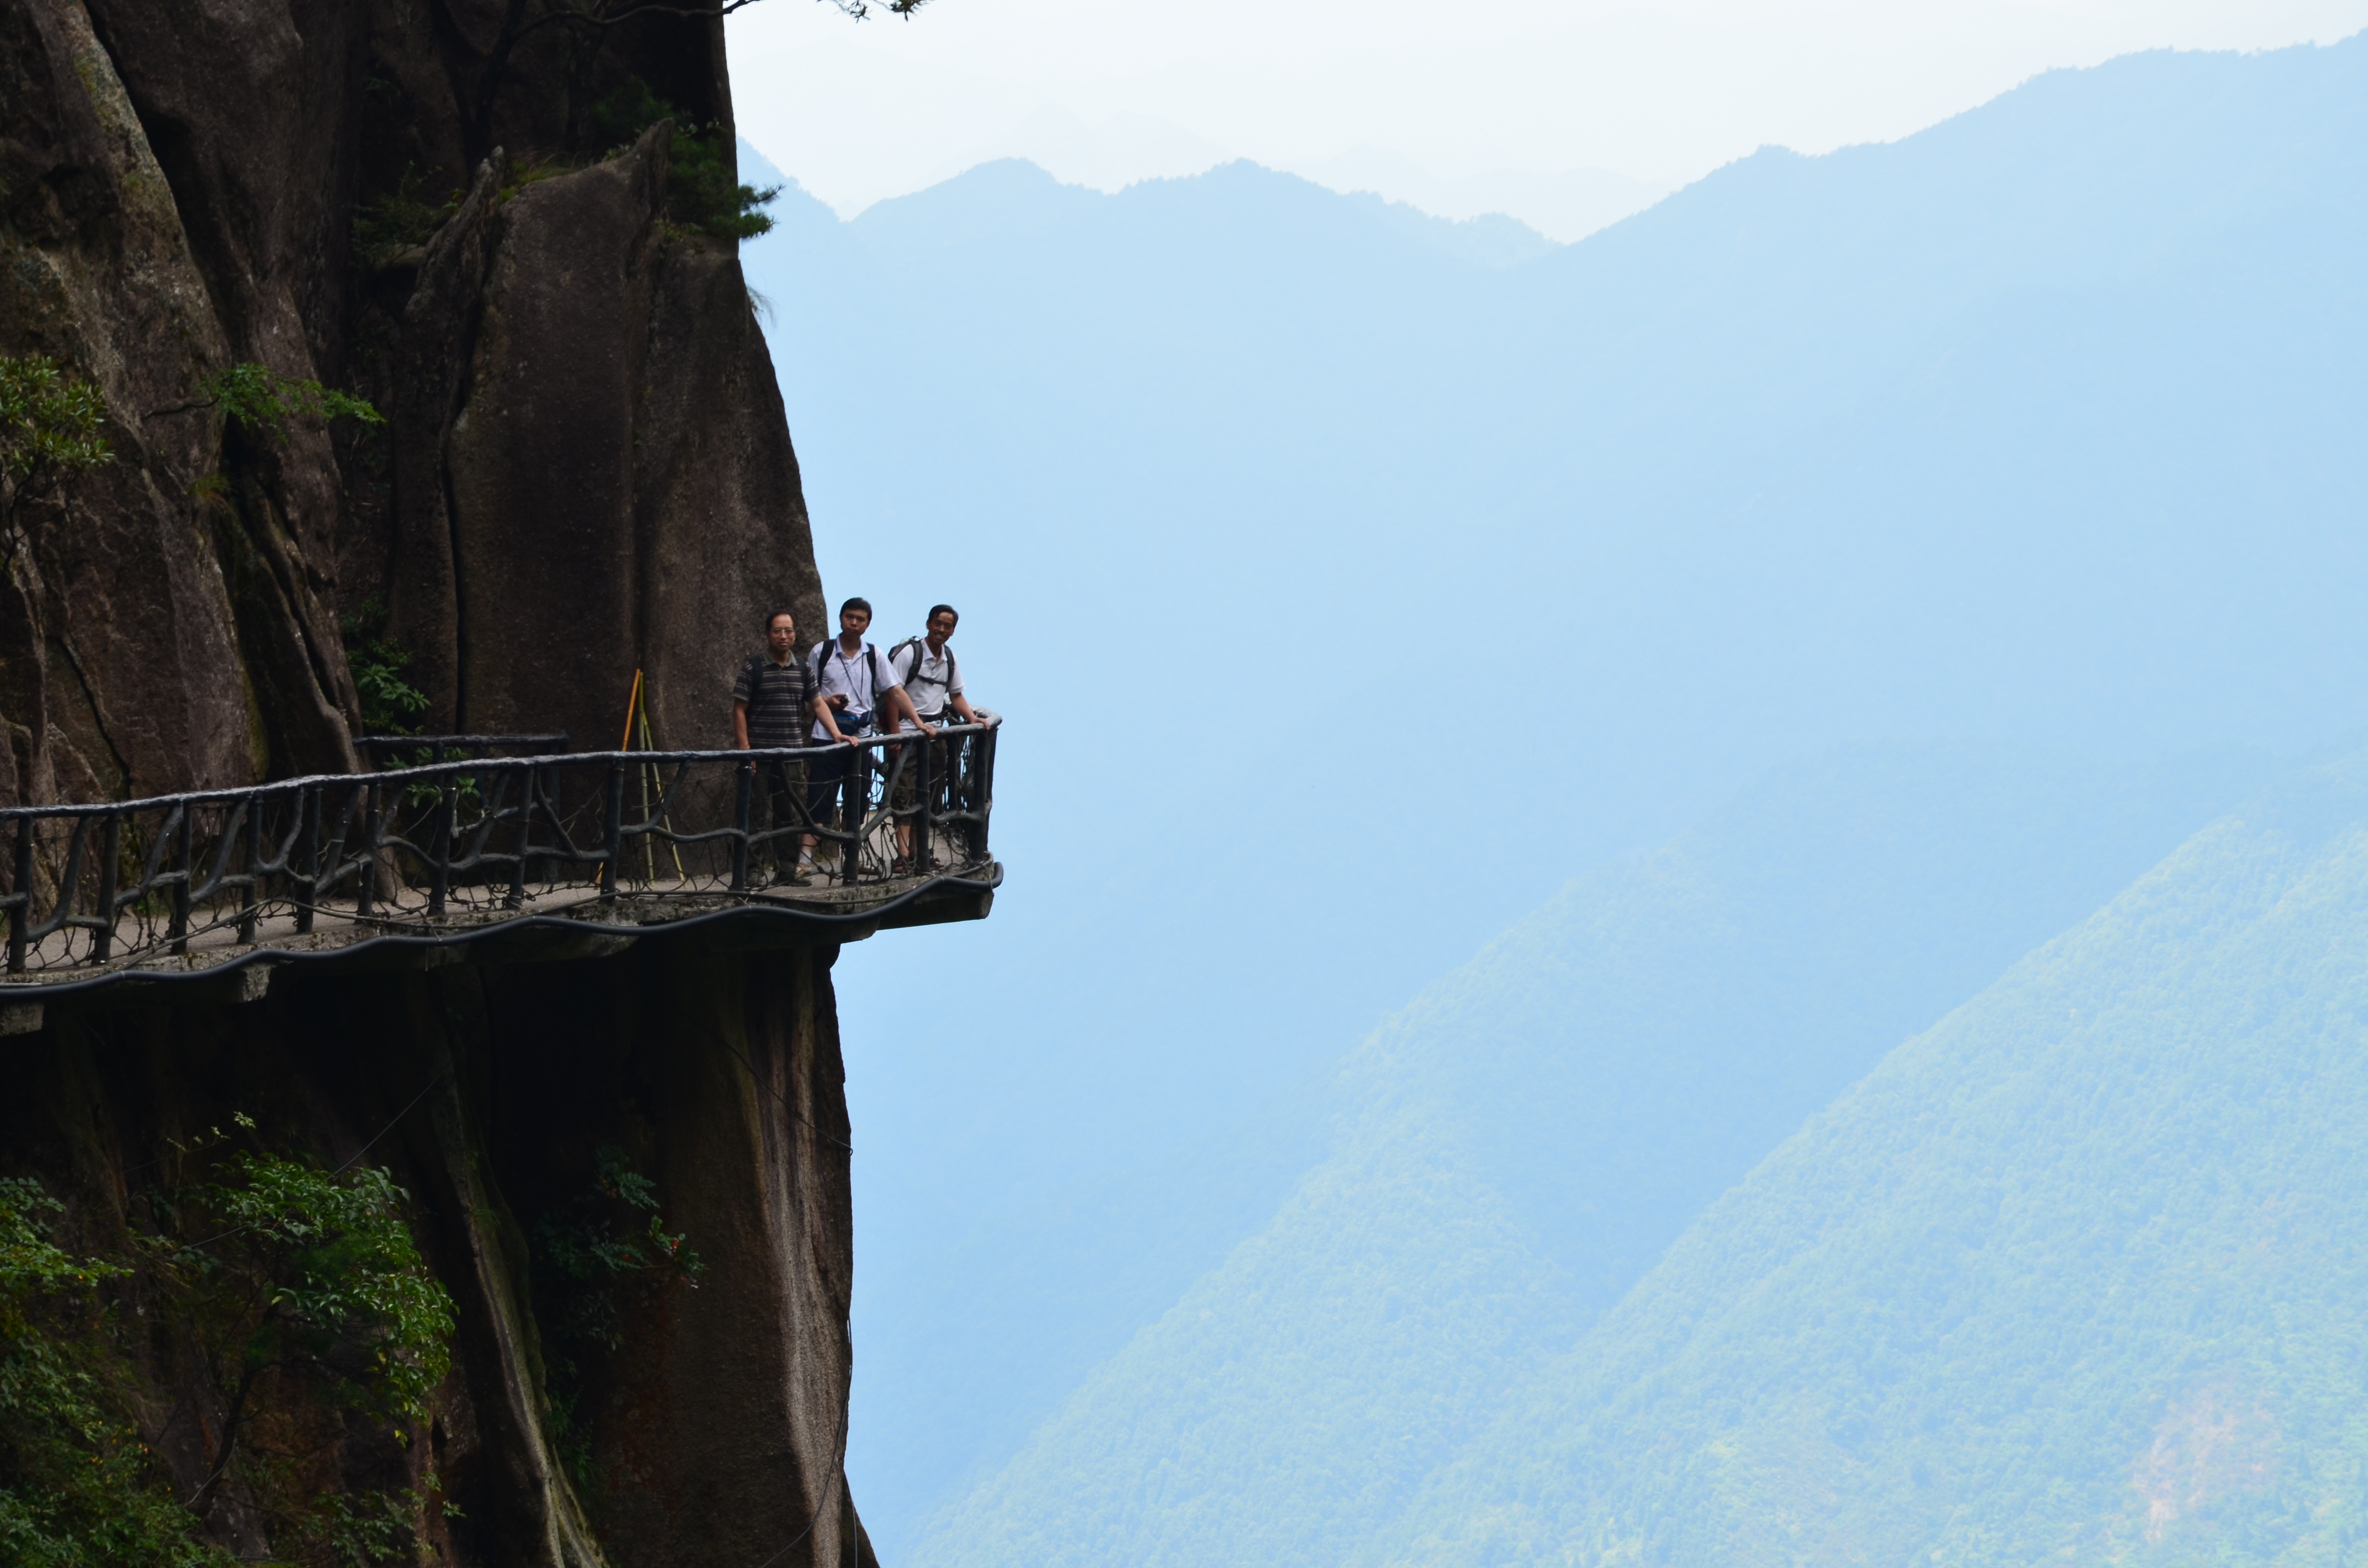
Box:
[0,1,871,1560]
[0,0,825,795]
[5,935,877,1567]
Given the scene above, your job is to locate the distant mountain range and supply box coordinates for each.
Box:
[1368,749,2368,1566]
[738,31,2368,1561]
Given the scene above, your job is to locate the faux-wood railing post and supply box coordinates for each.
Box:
[295,785,321,934]
[973,726,995,858]
[731,758,754,891]
[914,733,932,873]
[91,811,121,962]
[428,775,455,918]
[600,763,624,899]
[506,764,532,909]
[357,782,381,920]
[237,796,260,943]
[169,808,192,953]
[9,818,30,973]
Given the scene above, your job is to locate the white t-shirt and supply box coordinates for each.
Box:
[808,640,900,739]
[890,639,964,720]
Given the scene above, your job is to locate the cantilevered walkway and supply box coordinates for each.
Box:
[0,724,999,1008]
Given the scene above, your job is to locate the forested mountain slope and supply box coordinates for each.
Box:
[913,743,2264,1568]
[1374,752,2368,1566]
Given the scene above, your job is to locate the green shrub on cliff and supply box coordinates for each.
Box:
[592,79,779,241]
[530,1145,703,1488]
[0,355,113,551]
[0,1178,229,1568]
[189,364,382,441]
[338,596,431,738]
[148,1147,455,1520]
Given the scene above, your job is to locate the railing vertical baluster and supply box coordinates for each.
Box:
[296,785,321,935]
[600,763,624,900]
[429,771,455,919]
[9,817,30,974]
[973,725,994,859]
[732,758,754,892]
[358,782,381,920]
[914,733,932,876]
[91,811,121,962]
[507,763,531,910]
[170,807,192,954]
[237,796,260,944]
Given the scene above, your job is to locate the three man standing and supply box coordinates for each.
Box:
[731,596,986,884]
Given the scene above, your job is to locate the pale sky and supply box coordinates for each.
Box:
[725,0,2368,239]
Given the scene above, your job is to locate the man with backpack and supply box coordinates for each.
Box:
[807,597,927,882]
[731,608,826,885]
[888,604,987,871]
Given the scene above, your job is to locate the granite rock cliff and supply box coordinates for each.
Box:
[0,0,823,796]
[0,1,866,1562]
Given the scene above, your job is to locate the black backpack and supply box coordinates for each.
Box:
[812,640,888,723]
[888,636,958,710]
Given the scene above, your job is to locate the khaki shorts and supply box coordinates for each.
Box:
[888,735,952,813]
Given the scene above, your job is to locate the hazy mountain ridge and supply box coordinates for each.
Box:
[1375,754,2368,1565]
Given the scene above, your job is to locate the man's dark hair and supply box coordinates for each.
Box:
[927,604,959,625]
[766,608,796,628]
[839,596,872,619]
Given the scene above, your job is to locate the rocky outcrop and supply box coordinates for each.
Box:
[0,0,825,794]
[3,930,875,1568]
[401,124,823,755]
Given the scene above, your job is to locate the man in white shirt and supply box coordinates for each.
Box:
[805,597,927,881]
[887,605,988,871]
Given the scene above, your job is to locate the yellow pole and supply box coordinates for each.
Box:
[638,697,685,881]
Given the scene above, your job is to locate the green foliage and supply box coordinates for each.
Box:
[0,1178,231,1568]
[530,1146,703,1487]
[155,1152,454,1432]
[143,1138,456,1540]
[351,167,462,270]
[591,79,779,241]
[298,1480,454,1568]
[0,354,113,538]
[192,364,382,441]
[338,597,429,738]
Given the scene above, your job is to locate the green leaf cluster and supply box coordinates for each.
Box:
[0,1178,229,1568]
[193,364,382,441]
[155,1152,455,1434]
[530,1146,702,1488]
[0,354,113,532]
[591,79,778,242]
[351,167,463,270]
[338,598,430,739]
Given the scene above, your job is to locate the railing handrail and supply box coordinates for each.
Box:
[0,722,999,820]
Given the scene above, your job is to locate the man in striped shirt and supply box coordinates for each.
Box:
[732,609,823,884]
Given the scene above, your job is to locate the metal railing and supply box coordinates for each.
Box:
[0,723,996,977]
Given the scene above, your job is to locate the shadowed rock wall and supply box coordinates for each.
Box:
[1,935,877,1568]
[0,0,826,796]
